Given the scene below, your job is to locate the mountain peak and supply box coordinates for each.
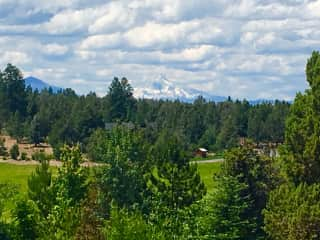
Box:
[24,76,62,92]
[134,75,226,102]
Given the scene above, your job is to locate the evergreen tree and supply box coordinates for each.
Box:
[263,52,320,240]
[146,134,206,210]
[264,183,320,240]
[10,143,19,160]
[282,51,320,184]
[106,77,136,122]
[28,159,52,217]
[222,146,279,239]
[96,126,148,209]
[196,176,255,240]
[29,114,42,146]
[0,64,27,118]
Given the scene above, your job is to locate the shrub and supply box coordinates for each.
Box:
[10,144,19,160]
[31,151,47,162]
[31,151,52,162]
[21,152,28,161]
[0,138,7,157]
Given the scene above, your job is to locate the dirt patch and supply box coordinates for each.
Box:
[0,135,103,167]
[0,159,104,167]
[0,134,53,160]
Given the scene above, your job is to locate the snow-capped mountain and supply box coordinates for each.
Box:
[134,75,226,102]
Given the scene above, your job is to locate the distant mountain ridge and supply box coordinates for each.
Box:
[24,76,62,92]
[134,75,227,103]
[24,75,282,104]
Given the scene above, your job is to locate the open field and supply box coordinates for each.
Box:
[196,162,221,192]
[0,161,221,194]
[0,163,37,192]
[0,160,220,223]
[0,163,58,193]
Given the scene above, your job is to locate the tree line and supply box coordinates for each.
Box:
[0,64,289,160]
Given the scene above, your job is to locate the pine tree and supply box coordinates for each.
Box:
[282,51,320,184]
[106,77,136,122]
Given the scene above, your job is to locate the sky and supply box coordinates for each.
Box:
[0,0,320,100]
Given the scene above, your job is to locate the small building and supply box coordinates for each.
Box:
[195,148,208,158]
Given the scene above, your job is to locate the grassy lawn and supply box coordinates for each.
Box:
[0,161,221,199]
[0,163,58,192]
[196,162,221,193]
[0,163,37,192]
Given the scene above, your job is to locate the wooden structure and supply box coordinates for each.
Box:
[195,148,208,158]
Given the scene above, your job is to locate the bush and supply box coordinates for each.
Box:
[0,138,7,157]
[21,152,28,161]
[10,144,19,160]
[31,151,47,162]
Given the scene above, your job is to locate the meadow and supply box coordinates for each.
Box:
[0,162,221,194]
[196,162,221,192]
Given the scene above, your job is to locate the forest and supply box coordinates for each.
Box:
[0,51,320,239]
[0,63,289,159]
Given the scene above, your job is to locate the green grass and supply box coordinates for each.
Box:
[0,163,58,192]
[191,155,214,161]
[0,161,220,199]
[0,163,37,192]
[196,162,221,193]
[0,163,58,221]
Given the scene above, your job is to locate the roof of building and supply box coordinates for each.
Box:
[198,148,208,152]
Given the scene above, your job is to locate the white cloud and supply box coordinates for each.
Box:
[80,33,122,49]
[89,2,137,34]
[0,0,318,99]
[42,7,106,34]
[307,0,320,18]
[43,43,68,56]
[1,51,31,65]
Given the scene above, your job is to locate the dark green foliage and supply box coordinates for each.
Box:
[0,64,290,156]
[28,159,52,217]
[306,51,320,88]
[6,112,26,141]
[96,126,148,209]
[29,114,43,145]
[106,77,136,122]
[146,134,206,210]
[281,51,320,185]
[0,138,7,156]
[13,146,90,240]
[86,128,108,162]
[145,163,206,210]
[195,176,255,240]
[0,183,18,218]
[9,144,19,160]
[75,183,105,240]
[31,151,49,162]
[20,152,27,160]
[0,183,18,240]
[0,64,27,120]
[264,183,320,240]
[13,199,39,240]
[103,206,164,240]
[222,146,279,239]
[263,51,320,240]
[54,145,89,204]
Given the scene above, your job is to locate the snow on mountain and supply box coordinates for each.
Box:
[134,75,226,102]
